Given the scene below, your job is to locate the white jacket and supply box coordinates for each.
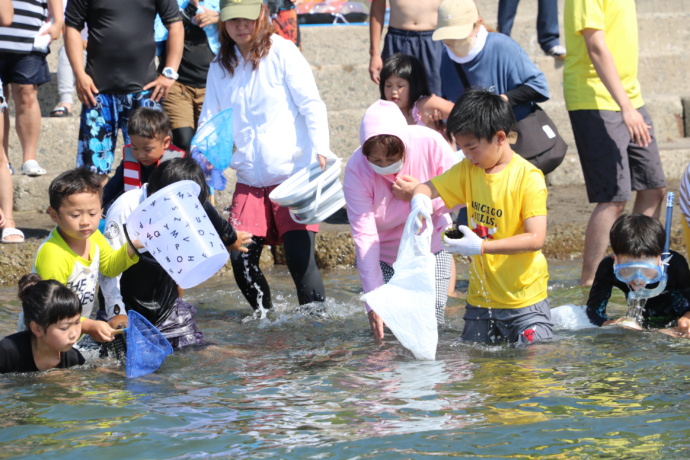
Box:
[199,34,335,188]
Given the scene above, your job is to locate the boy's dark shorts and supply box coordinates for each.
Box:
[461,298,553,345]
[0,52,51,86]
[569,107,666,203]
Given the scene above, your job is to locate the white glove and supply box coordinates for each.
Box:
[410,194,433,233]
[442,225,484,256]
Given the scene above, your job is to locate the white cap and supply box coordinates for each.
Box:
[432,0,480,41]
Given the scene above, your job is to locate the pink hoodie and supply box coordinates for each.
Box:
[344,100,456,305]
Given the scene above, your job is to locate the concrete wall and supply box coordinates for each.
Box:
[6,0,690,212]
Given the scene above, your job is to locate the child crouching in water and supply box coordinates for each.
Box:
[586,214,690,333]
[0,274,85,374]
[100,157,252,349]
[411,88,553,345]
[31,168,141,343]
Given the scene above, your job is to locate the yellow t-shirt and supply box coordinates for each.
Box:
[33,228,139,320]
[431,155,549,309]
[563,0,644,111]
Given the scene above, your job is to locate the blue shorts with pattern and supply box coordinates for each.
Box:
[76,90,162,175]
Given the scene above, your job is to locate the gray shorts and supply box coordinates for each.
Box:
[461,298,553,345]
[569,107,666,203]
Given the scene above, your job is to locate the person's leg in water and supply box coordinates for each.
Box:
[282,230,325,305]
[230,235,273,311]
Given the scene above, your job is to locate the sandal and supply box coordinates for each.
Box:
[21,159,46,176]
[1,226,24,243]
[50,104,72,117]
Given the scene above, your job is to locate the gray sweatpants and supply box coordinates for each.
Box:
[461,298,553,345]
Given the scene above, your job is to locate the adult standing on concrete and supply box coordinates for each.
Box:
[418,0,550,126]
[156,0,219,153]
[0,0,24,243]
[497,0,565,59]
[0,0,63,177]
[64,0,183,176]
[199,0,336,313]
[0,82,24,243]
[368,0,444,96]
[564,0,666,286]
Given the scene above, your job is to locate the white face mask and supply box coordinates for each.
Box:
[369,160,403,176]
[444,35,477,57]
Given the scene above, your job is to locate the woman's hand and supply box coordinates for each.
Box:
[318,154,327,170]
[392,175,419,202]
[415,94,453,124]
[368,310,385,342]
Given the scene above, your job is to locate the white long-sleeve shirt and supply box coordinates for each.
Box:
[198,34,335,188]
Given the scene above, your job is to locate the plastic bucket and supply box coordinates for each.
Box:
[126,180,229,289]
[269,159,345,225]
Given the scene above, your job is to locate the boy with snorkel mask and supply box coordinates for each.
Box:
[586,214,690,335]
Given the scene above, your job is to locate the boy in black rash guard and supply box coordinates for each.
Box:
[586,214,690,332]
[99,158,252,349]
[0,274,85,374]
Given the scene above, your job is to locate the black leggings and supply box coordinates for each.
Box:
[172,127,195,154]
[230,230,325,310]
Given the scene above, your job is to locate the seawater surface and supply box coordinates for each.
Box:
[1,261,689,459]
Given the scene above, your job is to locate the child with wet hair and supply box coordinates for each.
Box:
[586,214,690,332]
[32,168,141,344]
[0,274,85,373]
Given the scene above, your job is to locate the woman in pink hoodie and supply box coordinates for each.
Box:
[344,100,457,341]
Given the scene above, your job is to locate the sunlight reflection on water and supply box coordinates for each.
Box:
[1,261,689,459]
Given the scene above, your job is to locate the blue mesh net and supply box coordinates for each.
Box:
[191,148,228,191]
[191,108,234,170]
[125,310,173,379]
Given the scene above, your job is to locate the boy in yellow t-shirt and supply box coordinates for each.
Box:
[411,88,553,345]
[31,168,140,343]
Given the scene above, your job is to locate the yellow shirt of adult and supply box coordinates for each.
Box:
[432,155,549,309]
[563,0,644,111]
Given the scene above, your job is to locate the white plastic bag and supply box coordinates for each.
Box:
[361,210,438,360]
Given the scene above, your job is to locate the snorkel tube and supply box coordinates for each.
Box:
[628,192,674,300]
